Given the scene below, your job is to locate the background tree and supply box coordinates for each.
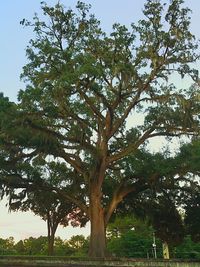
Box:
[0,237,15,255]
[0,0,200,257]
[149,197,184,258]
[14,240,26,255]
[10,190,87,255]
[114,144,200,258]
[23,236,47,255]
[171,139,200,244]
[14,236,72,256]
[8,160,88,256]
[184,192,200,243]
[68,235,89,256]
[107,215,155,258]
[174,236,200,259]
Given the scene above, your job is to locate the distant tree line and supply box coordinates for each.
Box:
[0,233,200,259]
[0,215,200,259]
[0,235,88,257]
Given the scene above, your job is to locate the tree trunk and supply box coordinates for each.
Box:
[89,185,106,258]
[47,215,57,256]
[48,234,55,256]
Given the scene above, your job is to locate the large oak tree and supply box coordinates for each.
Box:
[0,0,200,257]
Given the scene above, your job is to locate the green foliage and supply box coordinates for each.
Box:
[107,216,160,258]
[107,231,154,258]
[68,235,89,256]
[0,232,200,259]
[14,240,26,255]
[0,237,16,255]
[8,168,88,255]
[53,237,74,256]
[175,236,200,259]
[0,235,88,256]
[107,215,152,238]
[22,236,48,255]
[150,199,184,246]
[184,192,200,242]
[177,140,200,176]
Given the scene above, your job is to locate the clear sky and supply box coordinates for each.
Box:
[0,0,200,242]
[0,0,147,102]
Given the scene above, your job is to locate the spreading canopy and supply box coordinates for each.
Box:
[0,0,200,257]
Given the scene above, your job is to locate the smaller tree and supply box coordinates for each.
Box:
[0,237,15,255]
[10,190,87,255]
[7,158,88,256]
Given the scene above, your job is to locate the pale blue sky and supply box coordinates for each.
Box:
[0,0,200,241]
[0,0,200,101]
[0,0,145,101]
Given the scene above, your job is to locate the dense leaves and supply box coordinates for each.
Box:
[0,235,88,256]
[184,192,200,242]
[1,233,200,259]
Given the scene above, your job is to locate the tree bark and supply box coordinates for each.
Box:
[48,234,55,256]
[47,215,57,256]
[88,184,106,258]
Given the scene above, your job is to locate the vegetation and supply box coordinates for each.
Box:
[0,0,200,258]
[107,215,155,258]
[0,235,88,256]
[0,231,200,259]
[9,167,88,255]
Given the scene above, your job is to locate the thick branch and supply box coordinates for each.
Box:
[105,180,148,225]
[108,127,155,164]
